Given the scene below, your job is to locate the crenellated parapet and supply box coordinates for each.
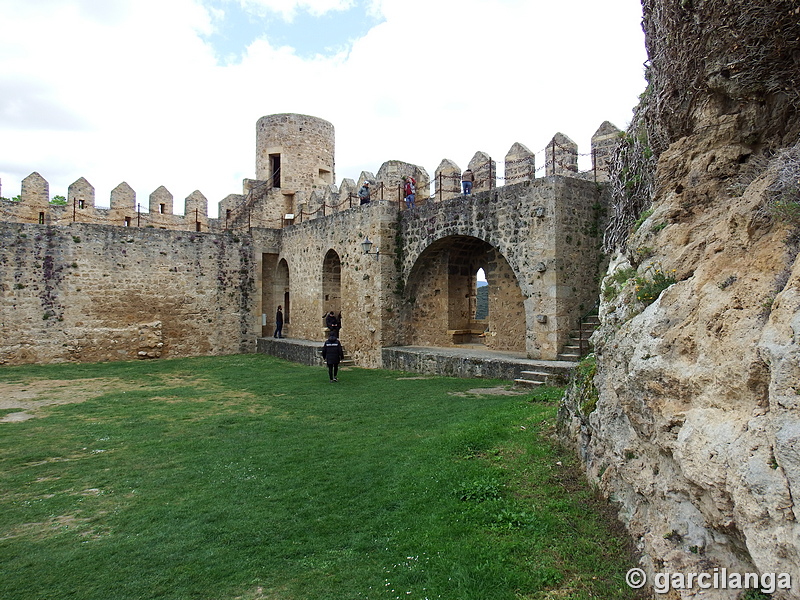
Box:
[0,173,216,231]
[0,116,623,232]
[428,122,621,203]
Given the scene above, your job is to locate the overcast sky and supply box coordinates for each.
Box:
[0,0,647,217]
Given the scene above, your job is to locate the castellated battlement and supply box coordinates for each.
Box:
[0,116,621,232]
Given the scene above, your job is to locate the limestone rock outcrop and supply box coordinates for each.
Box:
[559,1,800,597]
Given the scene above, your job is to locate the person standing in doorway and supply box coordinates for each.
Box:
[326,310,341,338]
[274,305,284,338]
[321,333,344,382]
[462,169,474,195]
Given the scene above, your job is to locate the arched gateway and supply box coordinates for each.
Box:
[404,235,526,352]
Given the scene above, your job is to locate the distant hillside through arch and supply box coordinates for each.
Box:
[476,281,488,320]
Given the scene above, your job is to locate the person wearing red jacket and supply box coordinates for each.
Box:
[403,176,416,209]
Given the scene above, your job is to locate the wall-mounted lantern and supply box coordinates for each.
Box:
[361,236,380,260]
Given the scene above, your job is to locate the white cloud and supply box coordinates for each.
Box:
[229,0,356,20]
[0,0,647,215]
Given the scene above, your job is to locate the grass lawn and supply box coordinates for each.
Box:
[0,354,639,600]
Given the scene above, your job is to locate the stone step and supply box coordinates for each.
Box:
[569,330,595,341]
[556,352,582,362]
[514,378,544,388]
[515,369,565,387]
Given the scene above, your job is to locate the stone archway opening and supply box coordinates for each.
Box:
[475,267,488,322]
[322,249,341,320]
[405,236,525,352]
[261,255,291,337]
[277,258,290,325]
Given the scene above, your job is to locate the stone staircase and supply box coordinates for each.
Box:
[513,361,575,388]
[513,315,600,388]
[340,347,355,368]
[556,314,600,362]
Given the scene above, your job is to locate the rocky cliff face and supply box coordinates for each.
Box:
[559,1,800,598]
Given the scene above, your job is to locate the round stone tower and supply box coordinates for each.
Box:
[255,114,335,195]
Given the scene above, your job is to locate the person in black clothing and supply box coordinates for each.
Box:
[321,334,344,382]
[325,310,341,338]
[274,305,284,338]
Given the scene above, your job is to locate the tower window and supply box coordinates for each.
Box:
[270,154,281,188]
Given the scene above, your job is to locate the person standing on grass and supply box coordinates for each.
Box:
[274,305,284,338]
[321,333,344,383]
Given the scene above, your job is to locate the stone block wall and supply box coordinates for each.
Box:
[551,177,609,350]
[256,203,401,367]
[0,223,256,365]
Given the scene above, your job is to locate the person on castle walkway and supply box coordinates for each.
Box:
[462,169,474,195]
[358,181,371,205]
[274,305,284,338]
[321,333,344,383]
[325,310,341,338]
[404,176,416,209]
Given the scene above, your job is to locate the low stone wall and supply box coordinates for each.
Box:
[256,337,324,367]
[381,346,573,381]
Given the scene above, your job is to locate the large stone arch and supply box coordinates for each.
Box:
[404,235,526,352]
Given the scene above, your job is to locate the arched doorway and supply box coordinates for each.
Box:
[404,236,525,352]
[260,255,291,337]
[322,249,341,319]
[277,258,290,326]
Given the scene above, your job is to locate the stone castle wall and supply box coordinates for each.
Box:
[257,202,400,367]
[397,177,606,359]
[0,222,256,365]
[0,114,618,367]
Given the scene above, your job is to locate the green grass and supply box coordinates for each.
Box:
[0,355,640,600]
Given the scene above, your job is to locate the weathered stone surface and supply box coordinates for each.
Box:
[0,223,256,364]
[1,114,615,372]
[559,1,800,596]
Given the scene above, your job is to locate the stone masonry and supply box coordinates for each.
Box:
[0,114,619,366]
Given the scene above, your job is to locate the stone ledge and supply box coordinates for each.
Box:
[256,337,324,366]
[382,346,576,382]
